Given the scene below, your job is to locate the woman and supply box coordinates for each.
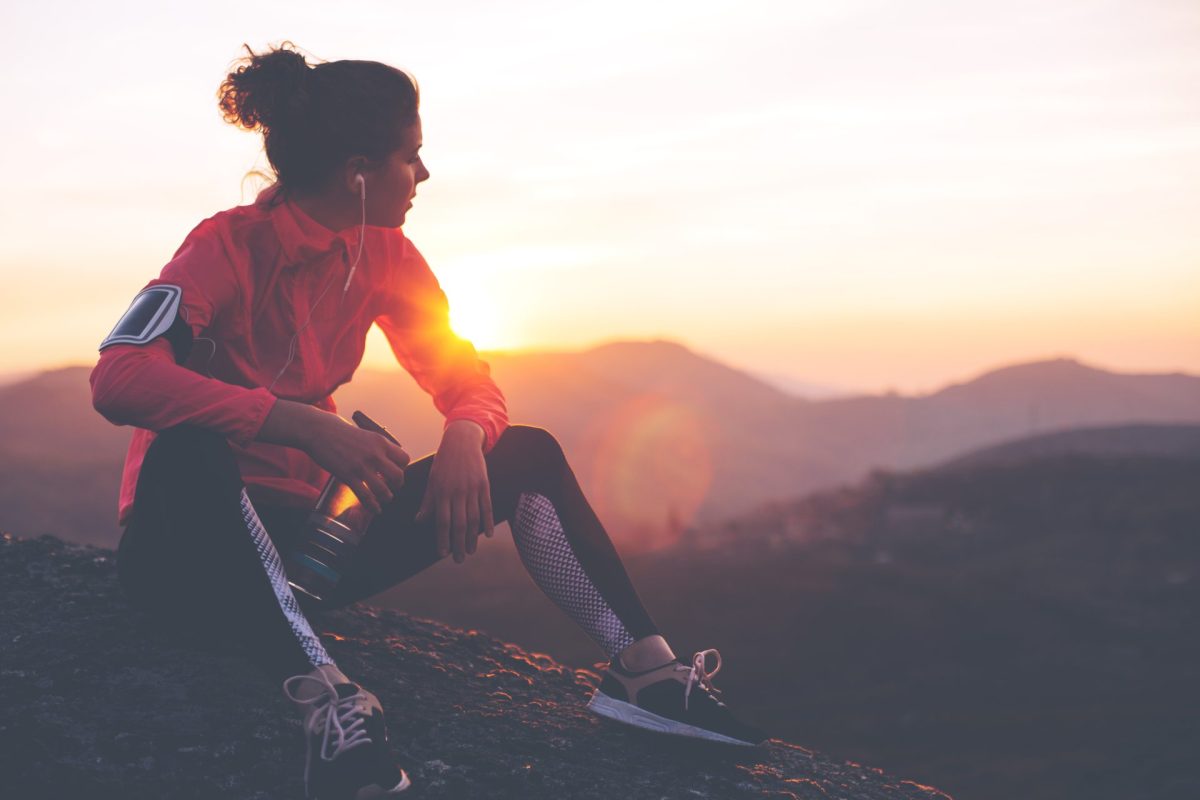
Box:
[90,41,765,799]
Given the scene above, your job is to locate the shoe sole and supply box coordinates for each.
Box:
[352,769,413,798]
[586,691,760,746]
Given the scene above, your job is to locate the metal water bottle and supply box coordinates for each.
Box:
[285,411,401,604]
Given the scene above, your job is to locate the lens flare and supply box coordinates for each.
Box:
[584,394,714,551]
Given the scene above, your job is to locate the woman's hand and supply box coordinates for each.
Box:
[257,400,410,514]
[416,420,494,563]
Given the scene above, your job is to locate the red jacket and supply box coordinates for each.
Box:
[90,184,508,526]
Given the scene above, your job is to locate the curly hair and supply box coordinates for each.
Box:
[217,40,420,203]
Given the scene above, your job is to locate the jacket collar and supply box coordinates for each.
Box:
[259,183,361,267]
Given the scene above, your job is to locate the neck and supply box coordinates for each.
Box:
[289,189,360,234]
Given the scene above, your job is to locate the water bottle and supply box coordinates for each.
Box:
[285,410,401,604]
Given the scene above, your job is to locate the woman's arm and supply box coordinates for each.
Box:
[375,235,506,560]
[91,339,411,514]
[90,338,277,447]
[90,222,280,444]
[374,237,508,452]
[256,398,411,515]
[414,418,494,563]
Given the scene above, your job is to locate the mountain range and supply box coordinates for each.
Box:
[2,340,1198,549]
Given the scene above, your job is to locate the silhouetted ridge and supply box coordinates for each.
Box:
[684,448,1200,800]
[0,531,953,800]
[937,423,1200,470]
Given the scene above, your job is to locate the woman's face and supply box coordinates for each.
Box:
[365,115,430,228]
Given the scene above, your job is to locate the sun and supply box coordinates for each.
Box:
[447,285,507,351]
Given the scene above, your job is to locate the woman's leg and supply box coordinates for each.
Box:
[117,424,337,685]
[118,425,416,793]
[322,425,664,663]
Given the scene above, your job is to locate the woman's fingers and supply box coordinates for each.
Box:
[480,483,495,539]
[346,480,375,514]
[360,470,390,514]
[450,499,467,563]
[386,443,412,470]
[415,486,432,523]
[350,481,382,515]
[376,457,406,494]
[422,483,492,562]
[436,496,452,559]
[465,494,480,555]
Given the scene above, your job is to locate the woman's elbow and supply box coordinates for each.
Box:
[90,362,127,424]
[89,347,148,424]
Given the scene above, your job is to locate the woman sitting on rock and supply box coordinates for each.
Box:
[90,40,765,799]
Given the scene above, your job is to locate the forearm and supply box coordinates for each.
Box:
[441,382,508,452]
[442,418,486,450]
[255,398,335,450]
[90,342,276,447]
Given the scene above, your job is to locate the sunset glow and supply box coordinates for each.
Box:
[0,0,1196,393]
[445,280,508,352]
[585,394,716,549]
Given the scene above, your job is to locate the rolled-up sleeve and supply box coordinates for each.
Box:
[374,236,509,452]
[89,224,278,446]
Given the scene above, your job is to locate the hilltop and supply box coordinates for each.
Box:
[0,532,952,800]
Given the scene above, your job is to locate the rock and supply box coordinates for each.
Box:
[0,533,954,799]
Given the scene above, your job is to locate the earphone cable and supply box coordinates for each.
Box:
[267,184,368,394]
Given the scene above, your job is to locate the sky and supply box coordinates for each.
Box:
[0,0,1197,395]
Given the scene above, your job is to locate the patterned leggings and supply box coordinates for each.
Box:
[116,424,660,684]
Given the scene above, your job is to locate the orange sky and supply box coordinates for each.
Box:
[1,0,1197,395]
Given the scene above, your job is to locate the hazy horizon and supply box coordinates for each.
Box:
[7,337,1197,401]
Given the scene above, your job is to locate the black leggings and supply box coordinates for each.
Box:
[116,424,660,685]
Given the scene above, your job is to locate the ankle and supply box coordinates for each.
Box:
[617,635,676,672]
[289,663,353,704]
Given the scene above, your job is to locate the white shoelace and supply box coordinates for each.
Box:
[283,673,374,791]
[682,648,724,711]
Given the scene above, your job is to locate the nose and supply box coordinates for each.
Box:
[417,158,430,184]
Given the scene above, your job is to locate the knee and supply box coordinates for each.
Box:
[497,425,567,471]
[151,424,229,453]
[141,424,241,488]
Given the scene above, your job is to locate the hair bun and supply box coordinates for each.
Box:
[217,40,313,132]
[217,42,420,200]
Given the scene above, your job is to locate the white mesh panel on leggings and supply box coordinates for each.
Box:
[512,492,635,658]
[238,489,333,668]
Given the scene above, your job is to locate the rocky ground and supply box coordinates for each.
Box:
[0,532,953,799]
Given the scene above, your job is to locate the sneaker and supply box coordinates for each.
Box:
[283,673,413,799]
[586,648,767,746]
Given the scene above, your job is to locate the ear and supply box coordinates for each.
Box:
[343,156,371,194]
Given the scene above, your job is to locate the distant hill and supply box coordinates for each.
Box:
[706,421,1200,549]
[3,344,1199,549]
[937,423,1200,470]
[0,369,40,389]
[747,369,854,399]
[934,358,1200,420]
[0,367,132,549]
[796,357,1200,476]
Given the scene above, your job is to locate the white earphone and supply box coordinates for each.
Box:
[267,171,370,394]
[342,173,367,292]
